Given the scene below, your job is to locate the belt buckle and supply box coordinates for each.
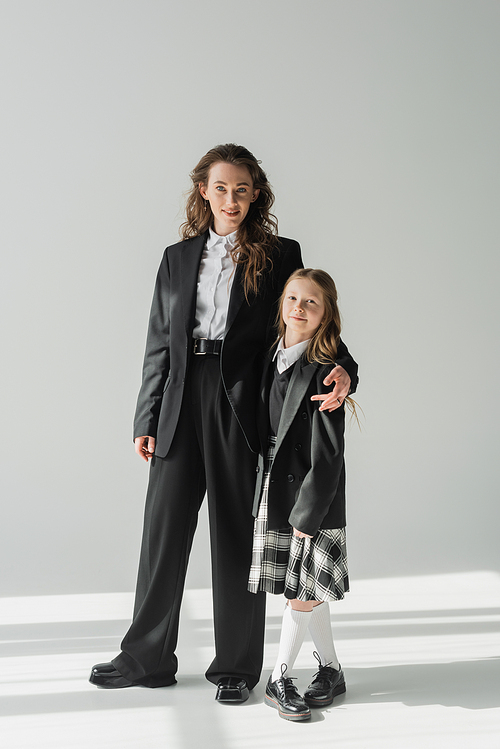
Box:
[194,338,207,355]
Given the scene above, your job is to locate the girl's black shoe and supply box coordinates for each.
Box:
[264,674,311,721]
[303,655,346,707]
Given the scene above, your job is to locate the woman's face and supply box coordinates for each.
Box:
[199,162,259,236]
[282,278,326,346]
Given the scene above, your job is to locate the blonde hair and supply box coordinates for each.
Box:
[181,144,278,297]
[276,268,341,364]
[277,268,358,419]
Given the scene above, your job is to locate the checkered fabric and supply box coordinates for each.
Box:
[248,436,350,602]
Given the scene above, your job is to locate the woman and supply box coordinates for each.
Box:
[89,144,358,701]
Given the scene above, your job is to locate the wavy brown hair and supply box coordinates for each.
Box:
[276,268,358,418]
[181,144,278,297]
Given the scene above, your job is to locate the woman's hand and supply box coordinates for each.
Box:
[135,436,156,462]
[293,527,313,539]
[310,364,351,412]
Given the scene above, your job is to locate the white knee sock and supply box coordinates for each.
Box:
[308,602,340,670]
[271,605,312,682]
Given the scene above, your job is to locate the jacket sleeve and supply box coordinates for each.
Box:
[288,376,346,536]
[133,249,171,440]
[276,239,304,290]
[334,338,359,395]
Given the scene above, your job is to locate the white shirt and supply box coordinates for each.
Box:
[273,337,311,374]
[192,229,238,340]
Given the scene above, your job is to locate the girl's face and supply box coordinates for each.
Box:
[282,278,326,346]
[199,162,259,236]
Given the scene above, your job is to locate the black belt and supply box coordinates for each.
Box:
[193,338,223,355]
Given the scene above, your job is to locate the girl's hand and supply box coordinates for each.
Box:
[135,436,156,462]
[293,528,313,539]
[310,364,351,412]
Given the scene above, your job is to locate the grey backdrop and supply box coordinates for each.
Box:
[1,0,499,597]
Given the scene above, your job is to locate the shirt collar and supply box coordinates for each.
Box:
[207,228,238,252]
[272,337,310,374]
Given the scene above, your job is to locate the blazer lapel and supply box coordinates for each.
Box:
[179,233,206,337]
[275,359,318,454]
[225,263,246,334]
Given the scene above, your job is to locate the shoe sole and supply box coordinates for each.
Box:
[304,679,346,707]
[89,677,135,689]
[264,693,311,721]
[89,675,177,689]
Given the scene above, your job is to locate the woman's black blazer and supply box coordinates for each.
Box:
[252,353,348,537]
[133,232,358,458]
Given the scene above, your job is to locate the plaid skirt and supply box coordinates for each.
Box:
[247,436,350,602]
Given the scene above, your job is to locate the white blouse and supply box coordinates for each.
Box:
[192,228,237,340]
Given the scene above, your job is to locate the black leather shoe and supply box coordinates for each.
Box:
[264,675,311,721]
[89,662,135,689]
[215,676,250,703]
[303,658,346,707]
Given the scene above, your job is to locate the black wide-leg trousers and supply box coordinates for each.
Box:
[112,355,266,688]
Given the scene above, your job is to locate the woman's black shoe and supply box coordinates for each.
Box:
[215,677,250,702]
[264,675,311,721]
[89,662,135,688]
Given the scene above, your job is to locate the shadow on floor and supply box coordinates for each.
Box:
[1,658,498,718]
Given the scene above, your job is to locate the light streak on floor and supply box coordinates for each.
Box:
[0,572,499,748]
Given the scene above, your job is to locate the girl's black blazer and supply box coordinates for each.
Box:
[252,351,348,537]
[133,232,358,459]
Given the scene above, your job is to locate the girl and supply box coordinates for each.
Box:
[89,146,358,700]
[248,268,353,721]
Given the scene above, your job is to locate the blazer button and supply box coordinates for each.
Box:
[287,474,295,482]
[256,466,260,473]
[294,443,302,451]
[301,412,307,420]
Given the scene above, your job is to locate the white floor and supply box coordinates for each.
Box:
[1,571,499,748]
